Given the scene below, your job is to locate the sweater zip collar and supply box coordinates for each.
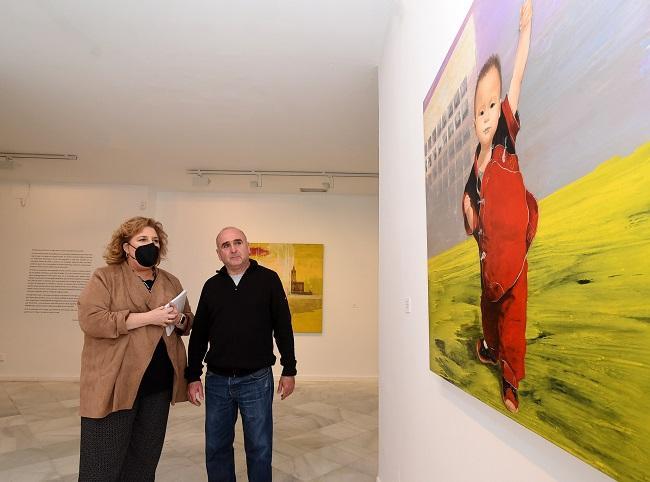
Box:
[217,258,259,276]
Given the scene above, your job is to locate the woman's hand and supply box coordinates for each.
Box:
[175,314,187,330]
[126,306,176,330]
[147,306,177,327]
[167,306,181,324]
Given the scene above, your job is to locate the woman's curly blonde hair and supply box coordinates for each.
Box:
[104,217,169,265]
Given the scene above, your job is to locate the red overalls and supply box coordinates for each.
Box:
[463,97,538,388]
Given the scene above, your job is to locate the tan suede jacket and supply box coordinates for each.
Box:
[77,262,194,418]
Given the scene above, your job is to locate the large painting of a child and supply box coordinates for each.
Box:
[423,0,650,480]
[462,1,537,413]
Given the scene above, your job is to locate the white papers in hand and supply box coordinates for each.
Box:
[165,289,187,336]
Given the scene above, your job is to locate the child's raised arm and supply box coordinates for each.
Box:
[507,0,532,114]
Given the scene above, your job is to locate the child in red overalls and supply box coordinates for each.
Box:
[462,0,537,413]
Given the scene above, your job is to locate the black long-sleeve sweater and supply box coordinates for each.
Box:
[185,260,296,382]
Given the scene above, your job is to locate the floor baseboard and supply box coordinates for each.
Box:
[0,374,378,382]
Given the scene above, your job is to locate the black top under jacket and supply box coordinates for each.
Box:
[138,277,174,397]
[185,259,296,382]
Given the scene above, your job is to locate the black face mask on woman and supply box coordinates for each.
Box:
[129,243,159,268]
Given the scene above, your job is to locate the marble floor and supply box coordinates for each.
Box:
[0,379,378,481]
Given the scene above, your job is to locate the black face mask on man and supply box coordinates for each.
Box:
[128,243,159,268]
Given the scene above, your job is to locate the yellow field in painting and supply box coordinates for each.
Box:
[250,243,323,333]
[428,142,650,482]
[289,306,323,333]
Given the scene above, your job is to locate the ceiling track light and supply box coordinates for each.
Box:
[0,152,78,161]
[187,169,377,193]
[187,169,378,178]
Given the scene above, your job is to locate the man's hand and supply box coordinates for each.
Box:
[187,381,204,406]
[277,376,295,400]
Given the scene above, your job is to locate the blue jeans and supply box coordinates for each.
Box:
[205,367,274,482]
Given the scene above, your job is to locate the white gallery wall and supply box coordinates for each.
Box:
[377,1,611,481]
[0,182,377,380]
[156,191,378,379]
[0,182,156,379]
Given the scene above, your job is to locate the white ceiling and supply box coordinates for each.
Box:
[0,0,395,194]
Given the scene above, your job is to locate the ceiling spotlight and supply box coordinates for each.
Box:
[0,157,15,170]
[192,172,211,187]
[250,173,263,188]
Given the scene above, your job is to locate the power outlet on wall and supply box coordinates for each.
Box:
[404,297,412,314]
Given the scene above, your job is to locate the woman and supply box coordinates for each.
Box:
[77,216,193,481]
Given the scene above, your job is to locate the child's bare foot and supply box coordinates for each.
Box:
[475,338,498,365]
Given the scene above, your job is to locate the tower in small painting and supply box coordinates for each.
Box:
[290,265,312,295]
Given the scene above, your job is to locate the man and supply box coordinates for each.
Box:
[185,226,296,482]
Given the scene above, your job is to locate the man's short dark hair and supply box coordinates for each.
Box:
[474,54,502,113]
